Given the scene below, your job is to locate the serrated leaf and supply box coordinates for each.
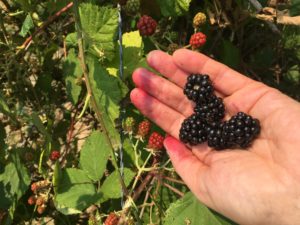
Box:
[0,153,30,209]
[79,3,118,61]
[54,168,101,214]
[19,14,34,37]
[157,0,192,17]
[99,168,135,202]
[63,48,82,104]
[88,57,126,148]
[65,32,77,47]
[107,31,150,80]
[80,131,110,181]
[164,192,236,225]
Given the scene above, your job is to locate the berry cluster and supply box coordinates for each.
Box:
[180,74,261,150]
[28,180,50,214]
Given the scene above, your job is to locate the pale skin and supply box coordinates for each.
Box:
[130,49,300,225]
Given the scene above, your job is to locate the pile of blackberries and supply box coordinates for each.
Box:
[179,74,261,150]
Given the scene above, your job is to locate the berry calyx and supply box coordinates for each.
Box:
[50,150,60,161]
[125,0,140,15]
[148,132,164,150]
[104,213,119,225]
[28,195,36,205]
[189,32,206,49]
[137,120,151,138]
[193,12,207,28]
[137,15,157,36]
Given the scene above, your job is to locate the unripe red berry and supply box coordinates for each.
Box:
[31,183,38,192]
[37,204,46,214]
[137,15,157,36]
[148,132,164,150]
[137,120,151,138]
[28,195,36,205]
[50,150,60,161]
[36,196,44,206]
[104,213,119,225]
[189,32,207,49]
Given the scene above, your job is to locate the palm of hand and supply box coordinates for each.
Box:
[130,49,300,225]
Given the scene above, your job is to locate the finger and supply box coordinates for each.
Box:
[147,50,187,88]
[164,136,210,203]
[130,88,184,139]
[173,49,254,96]
[132,68,194,117]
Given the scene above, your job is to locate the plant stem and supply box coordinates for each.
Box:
[72,0,128,196]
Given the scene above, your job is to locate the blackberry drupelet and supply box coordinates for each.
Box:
[183,74,214,103]
[194,96,225,122]
[179,114,208,145]
[207,122,232,150]
[222,112,260,148]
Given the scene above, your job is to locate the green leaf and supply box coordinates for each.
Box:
[0,92,11,117]
[79,3,118,61]
[0,153,30,209]
[290,0,300,16]
[157,0,192,17]
[65,32,77,47]
[88,57,126,148]
[19,14,34,37]
[221,40,240,69]
[54,168,100,214]
[63,48,83,104]
[80,131,110,181]
[99,168,135,202]
[164,192,236,225]
[107,31,150,80]
[31,112,51,141]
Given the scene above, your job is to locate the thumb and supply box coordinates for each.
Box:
[163,136,208,199]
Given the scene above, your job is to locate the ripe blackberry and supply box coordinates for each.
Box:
[179,114,208,145]
[207,122,232,150]
[194,96,225,122]
[183,74,214,103]
[222,112,261,148]
[137,15,157,36]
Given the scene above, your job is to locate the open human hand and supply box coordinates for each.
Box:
[130,49,300,225]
